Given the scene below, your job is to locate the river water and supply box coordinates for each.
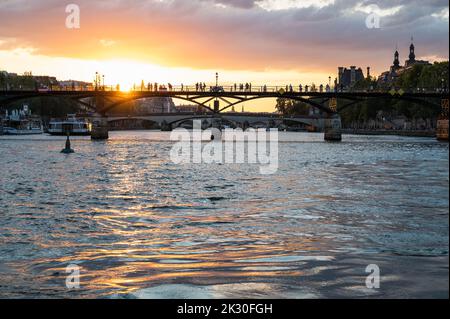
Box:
[0,132,448,299]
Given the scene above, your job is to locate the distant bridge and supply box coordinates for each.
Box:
[106,113,324,130]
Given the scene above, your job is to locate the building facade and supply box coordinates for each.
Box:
[337,66,365,89]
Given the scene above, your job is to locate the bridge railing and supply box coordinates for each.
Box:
[2,85,449,94]
[96,86,449,94]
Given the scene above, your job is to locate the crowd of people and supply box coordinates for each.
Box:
[129,81,333,93]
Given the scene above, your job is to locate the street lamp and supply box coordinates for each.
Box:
[214,72,219,111]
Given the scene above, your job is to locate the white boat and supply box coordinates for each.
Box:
[48,114,92,136]
[2,106,43,135]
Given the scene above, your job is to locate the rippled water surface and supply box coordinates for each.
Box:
[0,132,448,298]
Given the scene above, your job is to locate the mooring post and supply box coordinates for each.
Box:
[437,98,449,141]
[61,131,74,154]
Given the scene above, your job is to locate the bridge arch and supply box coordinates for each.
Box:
[107,117,160,129]
[281,118,316,126]
[167,115,215,126]
[337,95,442,112]
[218,95,333,114]
[99,96,217,115]
[0,93,98,112]
[0,94,51,106]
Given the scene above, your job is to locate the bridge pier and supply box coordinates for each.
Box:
[160,120,173,131]
[437,119,449,141]
[214,100,220,112]
[437,99,449,141]
[91,116,109,140]
[91,95,109,140]
[324,114,342,142]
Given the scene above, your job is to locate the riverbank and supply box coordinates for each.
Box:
[342,129,436,138]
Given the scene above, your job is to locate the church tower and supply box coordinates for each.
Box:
[409,38,416,63]
[404,37,417,68]
[393,50,400,69]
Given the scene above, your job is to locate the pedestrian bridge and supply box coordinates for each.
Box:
[1,88,447,141]
[0,88,446,115]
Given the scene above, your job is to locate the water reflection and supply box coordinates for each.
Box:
[0,132,448,298]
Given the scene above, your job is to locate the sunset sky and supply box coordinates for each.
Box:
[0,0,449,110]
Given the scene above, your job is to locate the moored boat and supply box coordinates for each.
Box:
[2,105,43,135]
[48,114,92,136]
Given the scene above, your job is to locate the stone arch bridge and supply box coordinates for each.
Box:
[106,113,323,131]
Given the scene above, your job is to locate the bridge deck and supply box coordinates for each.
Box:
[0,89,447,99]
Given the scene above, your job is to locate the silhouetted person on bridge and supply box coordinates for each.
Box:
[299,84,303,92]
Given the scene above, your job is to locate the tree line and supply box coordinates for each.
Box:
[275,61,448,127]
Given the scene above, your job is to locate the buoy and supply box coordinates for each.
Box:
[61,135,75,154]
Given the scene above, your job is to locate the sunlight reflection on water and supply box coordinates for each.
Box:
[0,132,448,298]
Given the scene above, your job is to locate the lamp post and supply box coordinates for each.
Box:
[214,72,220,112]
[95,72,98,91]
